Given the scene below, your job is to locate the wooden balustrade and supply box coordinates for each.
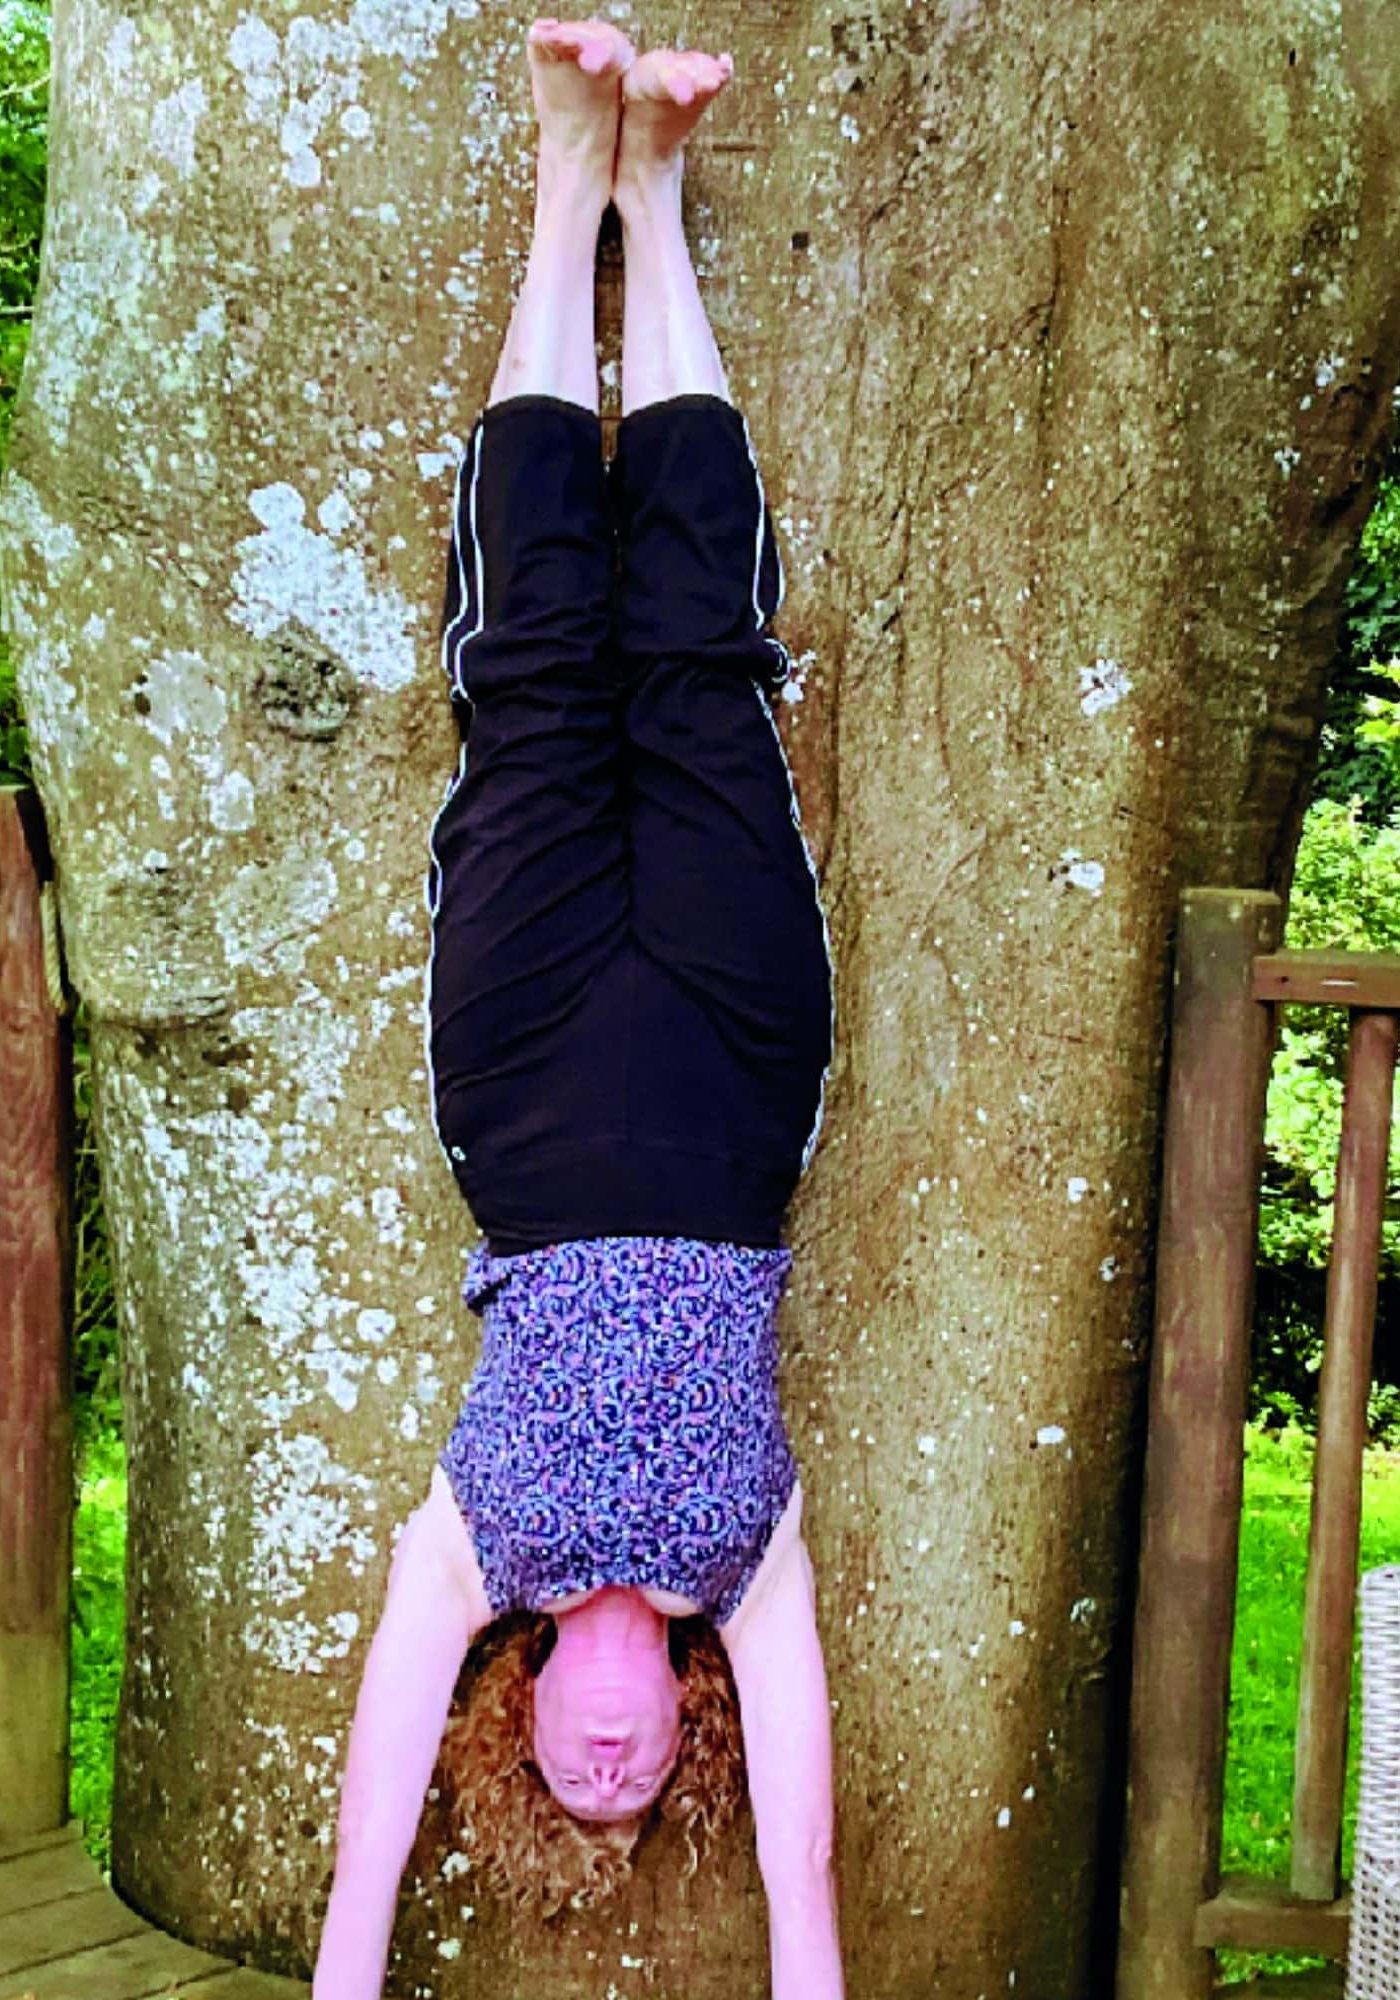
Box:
[1117,889,1400,2000]
[0,783,74,1840]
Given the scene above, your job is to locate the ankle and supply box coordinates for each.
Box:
[534,151,613,228]
[613,161,684,233]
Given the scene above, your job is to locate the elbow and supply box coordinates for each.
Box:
[758,1840,836,1907]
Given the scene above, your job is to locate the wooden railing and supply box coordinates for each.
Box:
[0,783,74,1841]
[1117,887,1400,1999]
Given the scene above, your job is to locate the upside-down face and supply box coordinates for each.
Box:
[531,1588,684,1820]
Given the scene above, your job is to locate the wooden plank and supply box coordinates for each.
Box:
[172,1971,309,1997]
[1213,1967,1344,1998]
[1253,948,1400,1009]
[0,1827,83,1868]
[0,1884,146,1977]
[0,785,74,1840]
[0,1841,102,1918]
[0,1923,235,1999]
[1117,891,1284,2000]
[1195,1870,1351,1955]
[1293,1009,1400,1899]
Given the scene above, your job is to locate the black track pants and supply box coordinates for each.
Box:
[423,392,834,1256]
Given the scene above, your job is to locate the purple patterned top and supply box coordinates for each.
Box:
[437,1235,799,1629]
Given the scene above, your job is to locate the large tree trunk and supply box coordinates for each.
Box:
[3,1,1399,1992]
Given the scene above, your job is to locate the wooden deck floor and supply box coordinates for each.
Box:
[1214,1970,1344,1998]
[0,1822,309,2000]
[1214,1968,1344,1997]
[1,1816,1353,1999]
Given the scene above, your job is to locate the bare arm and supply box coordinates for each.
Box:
[312,1503,477,2000]
[722,1535,845,2000]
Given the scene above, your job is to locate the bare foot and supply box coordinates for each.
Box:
[614,47,734,218]
[526,17,636,207]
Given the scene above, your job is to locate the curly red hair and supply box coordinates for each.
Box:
[415,1609,746,1923]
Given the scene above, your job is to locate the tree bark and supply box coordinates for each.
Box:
[2,1,1399,1992]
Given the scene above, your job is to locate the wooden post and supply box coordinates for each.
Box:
[1292,1007,1400,1899]
[1116,887,1282,2000]
[0,785,74,1837]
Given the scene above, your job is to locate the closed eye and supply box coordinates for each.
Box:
[562,1774,653,1788]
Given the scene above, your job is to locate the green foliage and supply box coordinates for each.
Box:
[1252,798,1400,1440]
[1314,460,1400,822]
[0,0,46,785]
[0,641,30,785]
[1258,797,1400,1284]
[0,0,49,469]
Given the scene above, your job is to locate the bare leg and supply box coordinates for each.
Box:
[613,48,737,413]
[487,17,636,413]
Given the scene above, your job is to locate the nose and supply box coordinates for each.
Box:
[589,1735,627,1792]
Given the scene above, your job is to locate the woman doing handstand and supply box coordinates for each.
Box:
[313,20,840,1999]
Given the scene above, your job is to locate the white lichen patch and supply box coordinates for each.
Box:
[230,482,419,692]
[216,852,340,977]
[208,769,257,832]
[1054,850,1105,896]
[149,77,209,177]
[239,1239,326,1358]
[370,1184,406,1247]
[1077,655,1132,716]
[229,0,484,188]
[12,201,154,451]
[131,1100,192,1235]
[245,1430,376,1617]
[0,471,81,570]
[305,1332,372,1412]
[317,488,355,537]
[137,648,230,745]
[244,1604,363,1674]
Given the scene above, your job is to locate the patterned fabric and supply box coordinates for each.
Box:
[437,1235,799,1628]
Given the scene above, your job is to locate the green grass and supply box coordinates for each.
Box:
[1215,1418,1400,1985]
[66,1410,1400,1976]
[70,1422,125,1880]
